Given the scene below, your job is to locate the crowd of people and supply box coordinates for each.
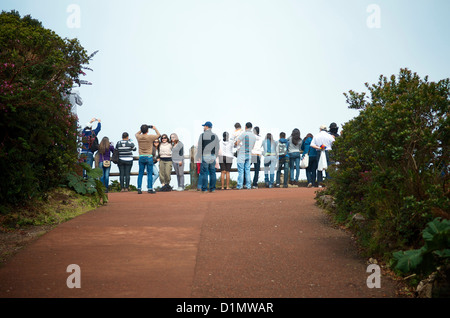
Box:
[80,119,339,193]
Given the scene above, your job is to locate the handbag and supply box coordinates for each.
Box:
[300,154,309,169]
[103,160,111,168]
[318,151,328,171]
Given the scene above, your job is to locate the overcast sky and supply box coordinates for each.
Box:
[2,0,450,184]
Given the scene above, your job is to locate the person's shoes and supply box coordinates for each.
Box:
[307,183,312,188]
[137,189,142,194]
[176,187,184,191]
[148,189,156,194]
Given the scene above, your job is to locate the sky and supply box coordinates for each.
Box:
[2,0,450,184]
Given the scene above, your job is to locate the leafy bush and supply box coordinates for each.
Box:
[393,218,450,276]
[326,68,449,257]
[0,10,95,210]
[66,163,107,204]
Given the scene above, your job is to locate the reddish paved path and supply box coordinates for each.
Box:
[0,188,399,298]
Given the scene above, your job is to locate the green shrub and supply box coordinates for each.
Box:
[327,68,449,258]
[0,10,95,209]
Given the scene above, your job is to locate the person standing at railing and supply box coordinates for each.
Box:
[251,126,263,189]
[287,128,302,185]
[135,124,161,194]
[310,125,335,187]
[159,134,173,191]
[262,133,278,188]
[171,133,185,191]
[196,121,220,193]
[235,122,256,190]
[116,132,136,192]
[98,136,115,193]
[152,139,160,188]
[219,131,234,190]
[80,118,101,178]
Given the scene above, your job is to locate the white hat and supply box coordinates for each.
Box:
[320,125,327,131]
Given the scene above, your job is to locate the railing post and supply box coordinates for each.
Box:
[189,146,198,188]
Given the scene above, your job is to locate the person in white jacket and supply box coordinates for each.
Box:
[251,126,263,189]
[311,125,335,185]
[219,132,234,190]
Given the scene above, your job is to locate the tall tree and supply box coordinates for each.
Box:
[0,10,95,208]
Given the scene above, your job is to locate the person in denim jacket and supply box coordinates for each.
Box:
[275,132,290,188]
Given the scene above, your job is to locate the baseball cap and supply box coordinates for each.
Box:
[202,121,213,128]
[320,125,327,131]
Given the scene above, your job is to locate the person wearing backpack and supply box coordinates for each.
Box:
[116,132,136,192]
[275,132,290,188]
[81,118,101,178]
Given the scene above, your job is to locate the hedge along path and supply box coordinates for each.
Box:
[0,188,399,298]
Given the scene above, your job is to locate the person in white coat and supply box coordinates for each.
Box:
[310,125,335,185]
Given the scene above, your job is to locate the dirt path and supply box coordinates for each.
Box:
[0,188,400,298]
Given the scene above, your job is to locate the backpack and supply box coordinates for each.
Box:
[111,148,119,164]
[277,142,287,156]
[89,132,99,152]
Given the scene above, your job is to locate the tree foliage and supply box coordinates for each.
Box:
[0,10,95,209]
[327,68,449,256]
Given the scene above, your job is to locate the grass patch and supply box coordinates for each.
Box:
[0,187,99,229]
[0,187,100,266]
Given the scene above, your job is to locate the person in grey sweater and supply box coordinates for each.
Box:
[170,133,185,191]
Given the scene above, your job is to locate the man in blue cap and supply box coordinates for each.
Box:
[196,121,220,192]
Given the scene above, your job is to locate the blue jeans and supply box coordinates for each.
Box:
[289,152,301,181]
[100,161,111,190]
[237,154,251,189]
[200,155,217,191]
[81,151,94,178]
[138,155,154,190]
[306,155,318,186]
[264,155,277,187]
[276,156,289,186]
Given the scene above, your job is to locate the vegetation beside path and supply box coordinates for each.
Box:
[0,187,99,266]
